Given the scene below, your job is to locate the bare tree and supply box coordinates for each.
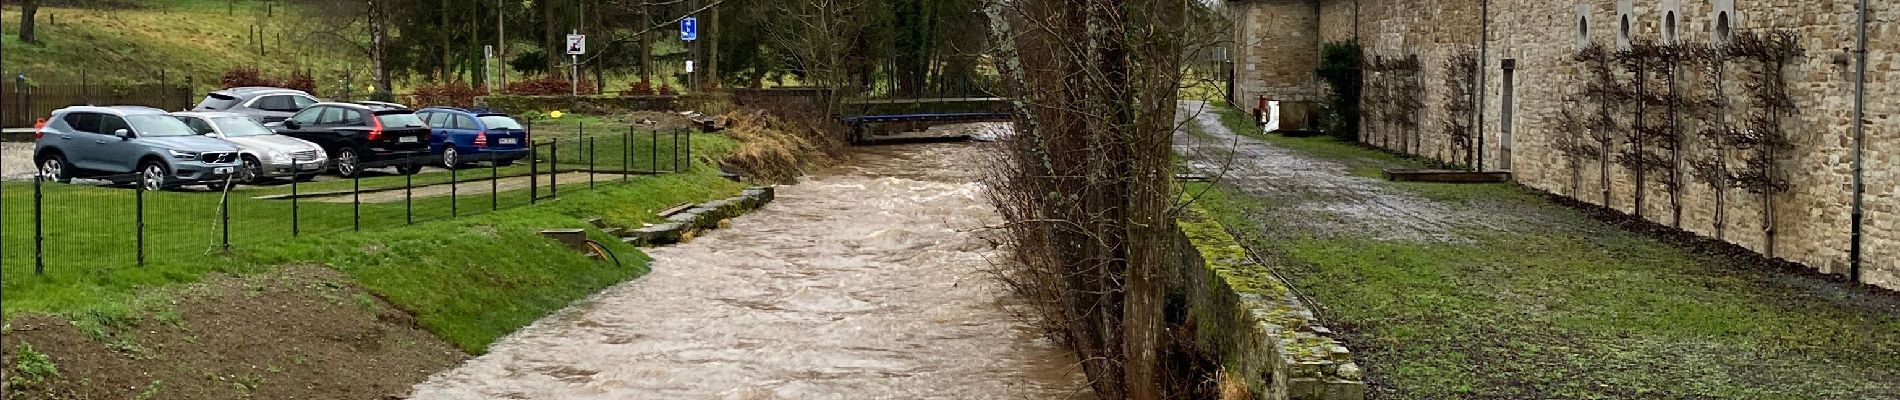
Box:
[984,0,1192,398]
[367,0,392,95]
[769,0,872,114]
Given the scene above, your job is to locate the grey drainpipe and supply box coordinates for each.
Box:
[1475,0,1490,172]
[1849,0,1868,282]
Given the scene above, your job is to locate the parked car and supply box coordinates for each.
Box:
[193,87,320,123]
[33,106,242,191]
[267,102,430,177]
[414,107,530,168]
[173,111,328,183]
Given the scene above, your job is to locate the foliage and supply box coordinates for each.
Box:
[620,80,656,96]
[280,70,318,95]
[219,66,275,88]
[1315,40,1364,142]
[8,342,60,389]
[413,80,484,108]
[503,75,598,96]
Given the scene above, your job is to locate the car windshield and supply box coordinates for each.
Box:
[126,115,198,137]
[212,117,275,137]
[375,112,427,128]
[196,93,240,110]
[478,115,524,130]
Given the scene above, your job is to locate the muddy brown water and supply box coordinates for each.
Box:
[407,139,1090,400]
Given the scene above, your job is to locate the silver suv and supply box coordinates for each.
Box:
[174,111,328,183]
[193,87,320,123]
[34,106,242,191]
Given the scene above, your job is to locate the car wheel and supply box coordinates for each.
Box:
[442,147,462,169]
[138,161,169,192]
[335,148,361,177]
[37,154,73,183]
[240,156,263,184]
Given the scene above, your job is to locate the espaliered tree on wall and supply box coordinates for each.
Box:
[1726,30,1802,257]
[1317,41,1365,142]
[1440,50,1479,169]
[1688,40,1738,240]
[1564,43,1620,204]
[1366,54,1422,154]
[1615,40,1686,222]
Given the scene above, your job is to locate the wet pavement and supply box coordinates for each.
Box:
[408,138,1089,399]
[1174,101,1499,242]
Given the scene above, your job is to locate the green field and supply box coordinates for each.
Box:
[1,118,744,351]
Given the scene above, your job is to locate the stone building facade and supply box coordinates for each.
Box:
[1227,0,1898,290]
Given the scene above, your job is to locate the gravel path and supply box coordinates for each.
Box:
[304,172,626,203]
[2,142,35,181]
[1174,101,1502,242]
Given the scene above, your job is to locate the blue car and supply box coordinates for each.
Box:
[415,108,530,168]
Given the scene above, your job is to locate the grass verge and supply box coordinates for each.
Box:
[1184,107,1900,399]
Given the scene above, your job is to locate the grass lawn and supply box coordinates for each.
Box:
[2,121,747,352]
[1,0,367,84]
[1184,106,1900,399]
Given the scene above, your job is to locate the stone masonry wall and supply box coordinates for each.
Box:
[1230,0,1898,289]
[1230,0,1325,106]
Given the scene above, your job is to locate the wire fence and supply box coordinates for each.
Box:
[0,126,694,277]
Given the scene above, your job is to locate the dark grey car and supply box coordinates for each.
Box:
[192,87,320,123]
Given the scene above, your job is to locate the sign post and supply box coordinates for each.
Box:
[566,33,586,96]
[681,17,698,91]
[483,45,495,93]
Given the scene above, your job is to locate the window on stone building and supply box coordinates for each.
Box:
[1579,16,1590,46]
[1665,12,1679,44]
[1716,11,1733,45]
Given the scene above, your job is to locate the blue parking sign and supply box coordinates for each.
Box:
[681,17,698,41]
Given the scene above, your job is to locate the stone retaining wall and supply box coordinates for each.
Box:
[1171,206,1365,400]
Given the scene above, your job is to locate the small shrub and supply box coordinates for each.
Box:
[503,75,596,96]
[414,81,483,108]
[9,342,60,390]
[657,85,676,96]
[620,80,656,97]
[281,70,318,95]
[219,66,275,88]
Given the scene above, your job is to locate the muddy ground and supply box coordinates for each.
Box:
[0,266,464,400]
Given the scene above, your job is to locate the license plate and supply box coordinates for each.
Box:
[399,136,419,143]
[498,138,519,145]
[215,167,235,175]
[298,163,321,170]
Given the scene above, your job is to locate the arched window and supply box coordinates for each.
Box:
[1715,11,1733,45]
[1665,12,1678,44]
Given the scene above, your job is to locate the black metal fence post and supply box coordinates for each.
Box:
[137,184,145,266]
[530,141,539,204]
[451,159,459,218]
[588,137,596,189]
[34,172,43,275]
[551,139,559,198]
[650,129,658,173]
[353,170,361,232]
[672,129,680,172]
[623,127,631,183]
[291,175,299,236]
[220,188,231,252]
[406,157,414,225]
[685,129,692,172]
[497,150,505,212]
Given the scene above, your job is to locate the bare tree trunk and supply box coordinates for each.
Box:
[545,0,562,77]
[638,3,652,83]
[368,0,392,94]
[592,0,605,93]
[707,2,720,89]
[19,0,40,44]
[1121,1,1187,398]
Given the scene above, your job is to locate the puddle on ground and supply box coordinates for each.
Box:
[408,136,1091,400]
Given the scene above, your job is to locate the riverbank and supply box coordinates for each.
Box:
[0,114,758,399]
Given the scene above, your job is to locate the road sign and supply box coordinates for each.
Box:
[685,61,695,73]
[566,34,586,55]
[681,17,698,41]
[484,45,494,59]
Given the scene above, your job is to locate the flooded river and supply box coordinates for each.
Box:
[408,136,1089,399]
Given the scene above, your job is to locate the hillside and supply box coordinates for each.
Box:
[1,0,369,87]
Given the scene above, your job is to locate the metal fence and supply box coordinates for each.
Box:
[0,127,694,276]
